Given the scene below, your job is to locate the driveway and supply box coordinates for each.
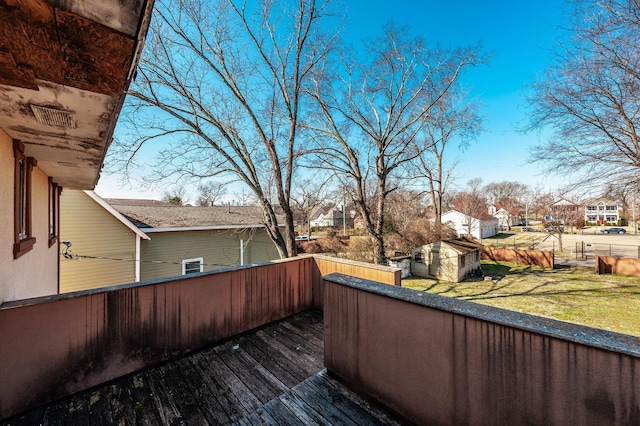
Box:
[535,231,640,262]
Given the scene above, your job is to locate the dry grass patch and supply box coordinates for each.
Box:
[403,261,640,337]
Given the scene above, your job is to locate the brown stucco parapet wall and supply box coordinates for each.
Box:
[596,255,640,276]
[0,255,401,420]
[323,273,640,425]
[482,246,554,268]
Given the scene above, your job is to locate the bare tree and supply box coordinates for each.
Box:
[163,186,187,205]
[291,176,329,236]
[111,0,337,258]
[309,22,482,263]
[527,0,640,188]
[484,181,530,206]
[196,181,227,206]
[543,197,583,252]
[452,179,487,236]
[483,180,530,227]
[233,188,258,206]
[412,88,483,228]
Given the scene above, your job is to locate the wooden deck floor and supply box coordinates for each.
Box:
[2,310,409,425]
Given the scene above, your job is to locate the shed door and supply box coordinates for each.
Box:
[429,250,439,276]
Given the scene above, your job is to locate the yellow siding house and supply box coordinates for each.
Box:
[60,193,281,291]
[60,191,150,293]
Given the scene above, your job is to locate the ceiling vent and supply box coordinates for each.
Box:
[30,105,76,128]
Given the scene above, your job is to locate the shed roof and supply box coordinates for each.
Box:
[442,237,484,254]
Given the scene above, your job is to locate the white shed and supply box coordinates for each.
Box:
[411,237,483,283]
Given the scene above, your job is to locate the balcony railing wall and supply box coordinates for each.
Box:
[0,255,400,419]
[323,273,640,426]
[0,257,318,419]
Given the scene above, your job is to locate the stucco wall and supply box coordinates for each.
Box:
[0,130,58,304]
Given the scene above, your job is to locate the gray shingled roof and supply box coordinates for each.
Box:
[110,203,275,229]
[106,198,171,206]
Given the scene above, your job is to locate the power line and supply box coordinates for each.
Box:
[61,249,235,268]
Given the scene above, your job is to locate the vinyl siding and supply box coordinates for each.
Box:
[140,228,280,281]
[60,191,137,292]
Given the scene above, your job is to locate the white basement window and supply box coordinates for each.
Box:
[182,257,204,275]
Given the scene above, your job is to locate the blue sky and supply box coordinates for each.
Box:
[340,0,566,188]
[96,0,566,200]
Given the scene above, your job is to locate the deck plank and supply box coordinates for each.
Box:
[157,361,210,425]
[87,388,114,426]
[145,367,187,425]
[231,333,302,388]
[126,373,162,425]
[277,391,334,426]
[196,347,262,419]
[258,398,307,426]
[105,380,137,426]
[173,356,231,425]
[213,342,289,404]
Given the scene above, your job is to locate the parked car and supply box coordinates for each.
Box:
[295,235,310,241]
[545,226,564,233]
[602,227,626,234]
[520,227,540,232]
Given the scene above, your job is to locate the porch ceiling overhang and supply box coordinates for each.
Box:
[0,0,153,188]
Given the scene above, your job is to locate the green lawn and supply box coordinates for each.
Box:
[402,261,640,337]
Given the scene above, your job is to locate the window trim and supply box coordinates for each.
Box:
[13,140,36,259]
[48,178,61,247]
[181,257,204,275]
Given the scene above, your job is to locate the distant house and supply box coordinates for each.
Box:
[410,237,483,282]
[310,207,353,228]
[488,202,521,229]
[550,198,581,217]
[60,191,282,292]
[441,210,498,239]
[584,198,622,225]
[308,206,327,228]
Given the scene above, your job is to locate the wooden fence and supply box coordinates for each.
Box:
[482,246,554,268]
[596,255,640,276]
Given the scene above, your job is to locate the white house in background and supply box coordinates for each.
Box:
[441,210,498,239]
[584,198,622,225]
[310,207,354,228]
[308,206,327,228]
[488,202,521,229]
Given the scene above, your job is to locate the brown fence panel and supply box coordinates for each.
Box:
[323,273,640,426]
[596,255,640,276]
[0,257,314,419]
[482,246,554,268]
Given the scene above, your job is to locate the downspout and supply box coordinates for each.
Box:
[240,239,244,266]
[135,235,141,282]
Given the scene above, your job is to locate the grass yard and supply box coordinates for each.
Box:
[402,261,640,337]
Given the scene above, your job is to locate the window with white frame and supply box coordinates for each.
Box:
[182,257,203,275]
